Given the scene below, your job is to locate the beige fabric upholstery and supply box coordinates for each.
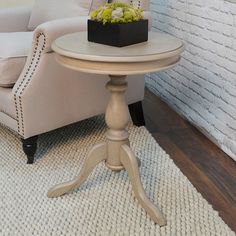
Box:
[0,111,17,133]
[0,32,33,58]
[0,6,31,32]
[28,0,108,30]
[34,16,88,53]
[0,5,150,139]
[0,58,26,88]
[0,32,33,87]
[28,0,92,30]
[0,87,15,119]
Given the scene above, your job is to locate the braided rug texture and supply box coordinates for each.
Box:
[0,116,234,236]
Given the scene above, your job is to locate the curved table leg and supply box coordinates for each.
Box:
[47,74,167,225]
[120,144,167,226]
[47,142,107,198]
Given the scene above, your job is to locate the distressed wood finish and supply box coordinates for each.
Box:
[143,89,236,232]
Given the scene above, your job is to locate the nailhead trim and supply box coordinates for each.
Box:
[14,32,46,136]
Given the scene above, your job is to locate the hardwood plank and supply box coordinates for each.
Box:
[143,88,236,232]
[166,128,236,203]
[153,133,236,232]
[143,89,189,133]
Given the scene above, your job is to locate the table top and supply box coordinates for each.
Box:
[52,32,184,63]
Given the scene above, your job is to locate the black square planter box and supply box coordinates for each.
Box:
[87,19,148,47]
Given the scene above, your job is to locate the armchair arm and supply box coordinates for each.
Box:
[34,16,88,53]
[13,16,88,136]
[0,6,32,32]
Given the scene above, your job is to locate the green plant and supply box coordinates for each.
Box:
[90,2,143,24]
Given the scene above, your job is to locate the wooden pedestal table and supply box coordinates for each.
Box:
[47,32,184,226]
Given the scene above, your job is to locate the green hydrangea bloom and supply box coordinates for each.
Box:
[90,2,143,24]
[124,10,133,22]
[102,8,113,23]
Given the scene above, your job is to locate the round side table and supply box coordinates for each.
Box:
[47,32,184,226]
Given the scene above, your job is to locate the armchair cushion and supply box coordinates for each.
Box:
[28,0,107,30]
[0,87,16,118]
[0,32,33,87]
[0,6,32,32]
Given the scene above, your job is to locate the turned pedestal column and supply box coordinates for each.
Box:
[48,75,166,226]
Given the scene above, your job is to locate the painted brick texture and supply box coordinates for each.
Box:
[146,0,236,161]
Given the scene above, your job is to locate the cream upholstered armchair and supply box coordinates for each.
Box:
[0,1,151,164]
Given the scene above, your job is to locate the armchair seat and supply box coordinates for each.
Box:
[0,87,15,119]
[0,32,33,87]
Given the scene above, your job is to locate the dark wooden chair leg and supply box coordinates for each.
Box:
[128,101,145,127]
[21,136,38,164]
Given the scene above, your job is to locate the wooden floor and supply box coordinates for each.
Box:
[143,88,236,232]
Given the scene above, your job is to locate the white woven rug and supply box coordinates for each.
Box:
[0,116,234,236]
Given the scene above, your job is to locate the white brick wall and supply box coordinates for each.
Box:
[146,0,236,161]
